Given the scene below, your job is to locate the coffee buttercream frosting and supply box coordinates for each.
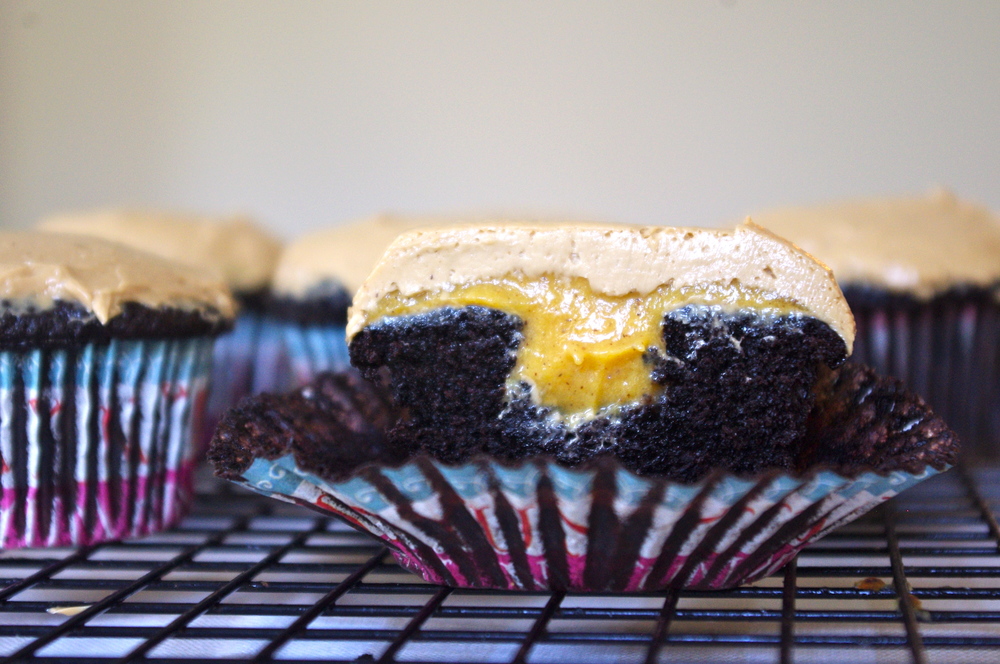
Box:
[0,232,237,323]
[347,221,855,352]
[39,209,281,293]
[750,189,1000,298]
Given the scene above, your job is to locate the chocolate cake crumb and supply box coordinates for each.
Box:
[267,281,352,326]
[349,305,848,482]
[351,306,524,464]
[0,301,231,350]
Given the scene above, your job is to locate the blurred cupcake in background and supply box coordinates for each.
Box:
[0,232,235,548]
[38,209,282,446]
[752,188,1000,459]
[269,213,456,388]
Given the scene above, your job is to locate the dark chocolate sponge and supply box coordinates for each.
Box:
[0,300,232,351]
[348,304,849,482]
[233,287,271,314]
[349,307,523,464]
[210,363,957,484]
[267,280,352,326]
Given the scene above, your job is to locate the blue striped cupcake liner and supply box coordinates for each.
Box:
[203,313,291,448]
[0,337,215,548]
[213,361,956,592]
[280,323,350,388]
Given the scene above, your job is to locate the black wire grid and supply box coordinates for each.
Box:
[2,464,1000,664]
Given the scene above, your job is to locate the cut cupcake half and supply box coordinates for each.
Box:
[346,221,856,482]
[211,221,958,591]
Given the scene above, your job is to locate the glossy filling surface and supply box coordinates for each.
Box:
[366,275,806,419]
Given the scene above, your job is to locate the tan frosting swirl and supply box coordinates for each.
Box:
[39,209,281,293]
[347,221,855,352]
[749,189,1000,298]
[0,232,237,323]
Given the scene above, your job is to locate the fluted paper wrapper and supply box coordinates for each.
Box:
[213,363,956,591]
[203,313,289,447]
[0,337,214,549]
[281,323,350,388]
[231,452,942,591]
[850,294,1000,460]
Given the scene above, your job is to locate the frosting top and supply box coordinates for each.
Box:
[39,209,281,293]
[749,189,1000,298]
[274,213,479,297]
[0,231,237,323]
[347,221,855,351]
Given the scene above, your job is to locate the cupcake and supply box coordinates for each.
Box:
[0,232,235,548]
[212,221,956,591]
[38,209,282,443]
[751,189,1000,459]
[270,214,470,389]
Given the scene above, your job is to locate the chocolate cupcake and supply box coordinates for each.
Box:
[269,214,474,389]
[38,209,282,444]
[752,189,1000,459]
[212,221,956,591]
[0,232,235,548]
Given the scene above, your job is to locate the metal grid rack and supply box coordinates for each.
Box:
[2,464,1000,664]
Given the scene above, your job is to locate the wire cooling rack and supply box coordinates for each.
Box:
[2,464,999,664]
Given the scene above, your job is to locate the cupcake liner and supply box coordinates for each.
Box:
[202,313,291,448]
[212,362,955,591]
[250,317,295,395]
[849,294,1000,459]
[203,313,260,450]
[281,323,350,388]
[0,337,214,549]
[231,452,941,591]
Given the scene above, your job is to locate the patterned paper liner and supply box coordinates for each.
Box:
[281,324,350,389]
[0,337,214,549]
[231,452,943,591]
[849,294,1000,460]
[203,313,290,448]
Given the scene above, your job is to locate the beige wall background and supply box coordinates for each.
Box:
[1,1,998,237]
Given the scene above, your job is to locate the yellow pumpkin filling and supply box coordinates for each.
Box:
[367,275,806,421]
